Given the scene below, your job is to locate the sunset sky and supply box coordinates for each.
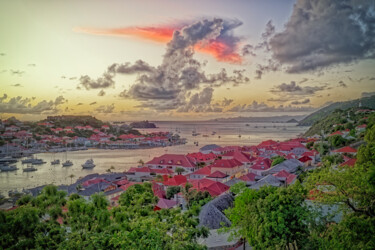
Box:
[1,0,375,121]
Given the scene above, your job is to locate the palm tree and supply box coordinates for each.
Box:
[68,174,75,184]
[138,159,145,167]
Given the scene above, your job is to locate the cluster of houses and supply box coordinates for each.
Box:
[0,118,185,154]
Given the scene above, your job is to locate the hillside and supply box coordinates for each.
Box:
[298,95,375,126]
[303,107,371,136]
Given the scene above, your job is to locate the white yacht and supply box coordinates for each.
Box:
[82,159,95,169]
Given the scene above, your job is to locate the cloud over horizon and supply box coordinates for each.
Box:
[269,0,375,73]
[0,94,67,114]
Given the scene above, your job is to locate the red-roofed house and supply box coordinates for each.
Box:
[146,154,197,173]
[186,152,216,164]
[273,170,297,186]
[152,182,166,199]
[210,159,244,176]
[190,166,212,180]
[239,172,259,185]
[154,198,178,211]
[258,140,278,148]
[332,146,357,155]
[189,178,230,197]
[250,158,272,176]
[356,124,367,132]
[222,151,255,167]
[340,158,357,167]
[163,175,187,186]
[298,155,313,166]
[328,131,344,137]
[206,171,229,183]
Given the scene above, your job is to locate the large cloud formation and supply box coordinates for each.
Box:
[269,0,375,73]
[79,18,250,112]
[0,94,67,114]
[76,18,245,64]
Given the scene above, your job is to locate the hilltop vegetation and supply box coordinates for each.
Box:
[298,95,375,126]
[43,115,105,128]
[304,107,370,137]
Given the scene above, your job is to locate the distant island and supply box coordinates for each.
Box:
[209,115,304,123]
[130,120,157,128]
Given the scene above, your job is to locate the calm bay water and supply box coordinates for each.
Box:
[0,121,308,195]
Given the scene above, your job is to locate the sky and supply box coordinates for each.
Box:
[1,0,375,121]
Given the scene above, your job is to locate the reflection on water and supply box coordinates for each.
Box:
[0,121,308,195]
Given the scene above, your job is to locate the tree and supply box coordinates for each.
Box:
[328,135,347,148]
[166,186,181,199]
[223,182,310,249]
[271,156,286,166]
[68,174,75,184]
[175,167,185,175]
[138,159,144,166]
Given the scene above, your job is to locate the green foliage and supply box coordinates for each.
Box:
[175,167,185,175]
[328,135,347,148]
[271,155,286,166]
[166,186,181,199]
[306,141,314,150]
[223,182,310,249]
[299,95,375,127]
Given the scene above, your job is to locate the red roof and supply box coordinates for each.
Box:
[258,140,278,147]
[147,154,196,168]
[273,170,291,178]
[207,170,228,178]
[155,198,177,209]
[152,182,166,198]
[329,131,343,136]
[298,155,312,163]
[83,178,108,187]
[210,159,243,169]
[251,158,272,170]
[128,167,152,173]
[189,178,229,196]
[285,153,297,160]
[186,152,216,162]
[163,175,187,186]
[340,158,357,167]
[119,182,141,191]
[222,151,253,163]
[192,166,212,176]
[239,172,258,182]
[114,179,129,185]
[356,124,367,128]
[333,146,357,153]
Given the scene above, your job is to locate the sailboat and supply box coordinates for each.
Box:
[51,153,60,165]
[62,149,73,167]
[23,164,37,172]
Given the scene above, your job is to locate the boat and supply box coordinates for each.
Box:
[31,159,46,165]
[23,165,37,172]
[51,159,60,165]
[21,157,36,164]
[0,156,17,164]
[245,124,250,127]
[62,160,73,167]
[0,164,18,172]
[82,159,95,169]
[211,131,217,135]
[202,134,209,137]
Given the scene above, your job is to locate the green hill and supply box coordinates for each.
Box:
[298,95,375,126]
[303,107,371,137]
